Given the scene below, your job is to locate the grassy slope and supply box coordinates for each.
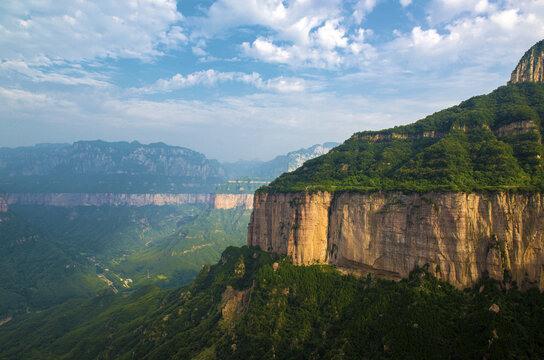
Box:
[263,83,544,193]
[1,246,543,359]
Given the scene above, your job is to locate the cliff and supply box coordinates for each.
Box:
[509,39,544,84]
[5,193,253,210]
[248,191,544,289]
[213,193,254,209]
[0,195,7,212]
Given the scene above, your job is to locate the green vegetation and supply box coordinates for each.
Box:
[1,246,543,359]
[109,207,251,288]
[0,211,105,318]
[262,83,544,193]
[1,205,250,317]
[11,204,205,260]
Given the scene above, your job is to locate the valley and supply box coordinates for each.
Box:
[0,141,334,319]
[2,31,544,359]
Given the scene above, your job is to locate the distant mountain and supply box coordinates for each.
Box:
[0,140,339,193]
[0,140,225,193]
[223,142,340,180]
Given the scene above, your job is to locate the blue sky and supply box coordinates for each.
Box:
[1,0,544,161]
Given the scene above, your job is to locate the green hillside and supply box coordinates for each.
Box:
[262,83,544,193]
[1,205,250,318]
[0,211,105,318]
[1,246,543,359]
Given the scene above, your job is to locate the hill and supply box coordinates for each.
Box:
[1,246,543,359]
[262,82,544,193]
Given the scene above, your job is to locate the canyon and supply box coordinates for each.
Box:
[4,192,254,209]
[248,191,544,289]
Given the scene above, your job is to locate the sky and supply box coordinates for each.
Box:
[1,0,544,161]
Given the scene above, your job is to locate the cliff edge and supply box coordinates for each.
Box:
[249,41,544,289]
[249,191,544,289]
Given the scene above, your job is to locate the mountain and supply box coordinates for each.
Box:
[0,140,225,193]
[1,246,544,359]
[0,139,336,317]
[249,40,544,290]
[510,39,544,84]
[223,142,339,180]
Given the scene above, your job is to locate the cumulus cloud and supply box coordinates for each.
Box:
[132,69,309,94]
[388,2,544,72]
[0,0,185,62]
[190,0,373,69]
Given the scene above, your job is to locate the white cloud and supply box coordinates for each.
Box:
[0,60,110,86]
[400,0,412,7]
[132,69,309,94]
[0,85,433,161]
[242,38,293,63]
[353,0,378,24]
[0,0,185,62]
[190,0,373,69]
[314,20,348,50]
[427,0,496,23]
[388,2,544,72]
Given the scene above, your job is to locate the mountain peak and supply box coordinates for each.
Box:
[509,39,544,84]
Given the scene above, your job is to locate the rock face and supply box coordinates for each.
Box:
[5,193,253,210]
[213,194,254,210]
[248,191,544,289]
[509,40,544,84]
[0,195,7,212]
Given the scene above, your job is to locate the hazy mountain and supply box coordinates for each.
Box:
[0,140,225,193]
[223,142,340,180]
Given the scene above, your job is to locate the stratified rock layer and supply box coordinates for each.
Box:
[509,39,544,84]
[248,192,544,289]
[5,193,253,209]
[0,195,7,212]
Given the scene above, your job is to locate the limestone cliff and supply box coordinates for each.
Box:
[213,194,254,210]
[5,193,253,210]
[509,39,544,84]
[248,192,544,289]
[0,195,7,212]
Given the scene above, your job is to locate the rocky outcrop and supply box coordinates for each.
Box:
[0,195,7,212]
[248,191,544,289]
[213,194,254,210]
[5,193,254,210]
[509,40,544,84]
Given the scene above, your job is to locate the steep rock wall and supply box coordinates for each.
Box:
[248,191,544,289]
[0,195,7,212]
[5,193,254,209]
[213,194,254,210]
[509,40,544,84]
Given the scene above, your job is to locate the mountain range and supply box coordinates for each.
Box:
[2,40,544,359]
